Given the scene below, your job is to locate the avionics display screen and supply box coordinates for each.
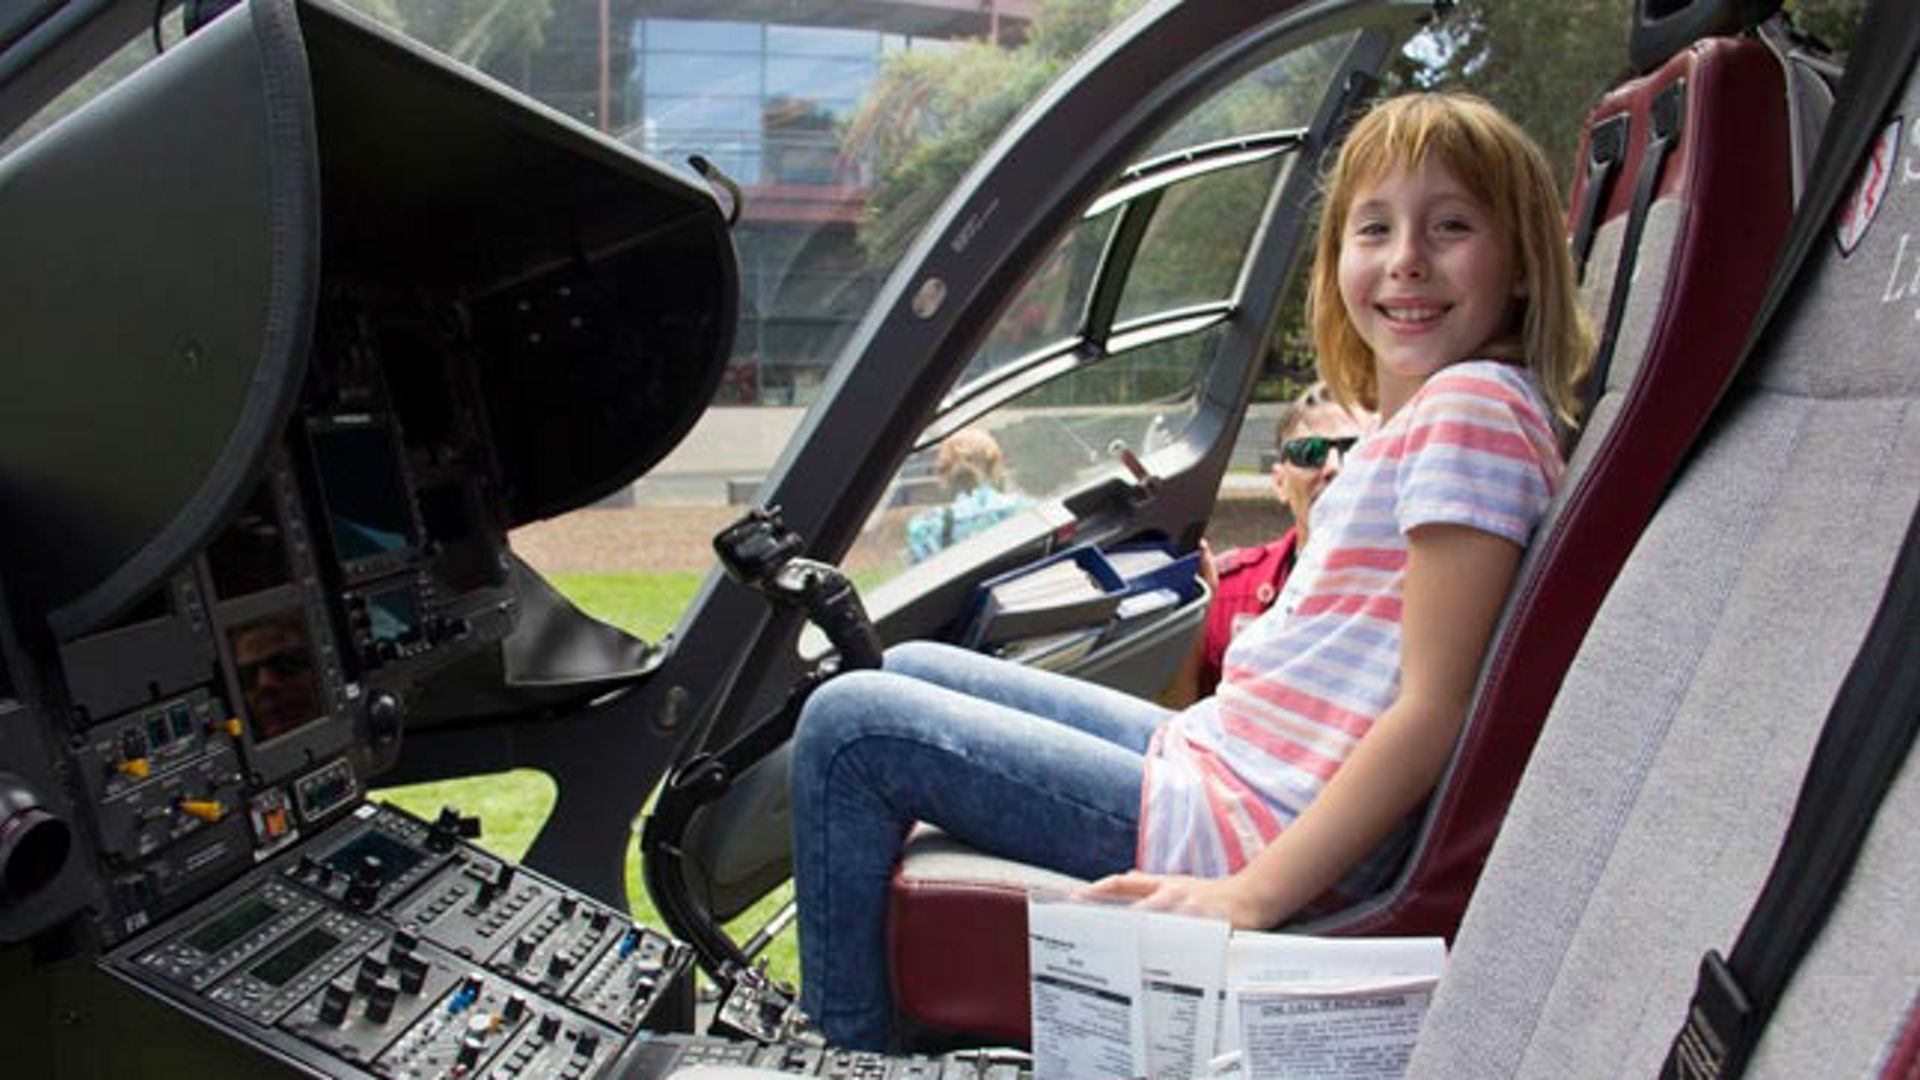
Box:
[310,422,416,565]
[229,611,325,742]
[367,586,421,646]
[249,926,341,988]
[207,483,293,600]
[185,895,277,954]
[323,830,424,885]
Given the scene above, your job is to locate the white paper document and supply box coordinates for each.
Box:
[1215,934,1445,1052]
[1027,894,1444,1080]
[1029,896,1149,1080]
[1236,977,1438,1080]
[1137,911,1229,1080]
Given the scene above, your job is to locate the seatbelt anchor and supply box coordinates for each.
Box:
[1662,950,1755,1080]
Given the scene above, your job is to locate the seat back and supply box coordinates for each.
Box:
[1407,8,1920,1075]
[888,15,1812,1047]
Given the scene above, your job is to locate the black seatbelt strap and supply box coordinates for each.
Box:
[1581,81,1684,426]
[1661,489,1920,1080]
[1569,111,1631,283]
[1658,4,1920,1076]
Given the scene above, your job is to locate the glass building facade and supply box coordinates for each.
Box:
[460,2,1035,405]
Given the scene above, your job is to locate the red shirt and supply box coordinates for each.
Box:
[1196,528,1300,697]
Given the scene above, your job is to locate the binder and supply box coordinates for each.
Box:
[957,542,1204,655]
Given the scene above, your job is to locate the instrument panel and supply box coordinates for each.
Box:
[106,803,694,1080]
[44,279,525,945]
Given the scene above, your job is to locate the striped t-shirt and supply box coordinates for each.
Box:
[1137,360,1563,877]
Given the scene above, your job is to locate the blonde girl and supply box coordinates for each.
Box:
[1085,92,1593,924]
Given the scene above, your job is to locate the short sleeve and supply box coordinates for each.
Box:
[1392,363,1562,544]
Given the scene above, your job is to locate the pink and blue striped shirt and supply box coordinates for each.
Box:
[1137,360,1564,877]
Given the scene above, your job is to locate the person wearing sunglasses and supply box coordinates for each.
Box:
[1167,382,1373,704]
[231,613,325,741]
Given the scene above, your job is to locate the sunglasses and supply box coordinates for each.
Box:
[1281,435,1360,469]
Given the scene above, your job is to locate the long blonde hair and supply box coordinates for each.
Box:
[1306,92,1594,427]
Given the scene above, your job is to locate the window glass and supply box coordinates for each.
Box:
[645,53,762,98]
[768,25,881,58]
[1114,157,1281,323]
[647,95,763,134]
[766,56,874,103]
[833,28,1374,598]
[645,19,762,53]
[0,8,181,157]
[847,326,1223,580]
[1145,35,1349,156]
[954,210,1117,387]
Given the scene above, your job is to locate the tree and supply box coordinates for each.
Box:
[844,0,1149,268]
[1410,0,1868,189]
[1784,0,1869,57]
[1397,0,1632,191]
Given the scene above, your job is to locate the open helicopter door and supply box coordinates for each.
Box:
[631,0,1446,986]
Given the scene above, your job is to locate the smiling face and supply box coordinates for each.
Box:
[1336,159,1520,416]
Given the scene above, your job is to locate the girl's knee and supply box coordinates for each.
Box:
[793,670,893,764]
[882,639,952,674]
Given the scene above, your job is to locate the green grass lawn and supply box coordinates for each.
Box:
[371,570,801,990]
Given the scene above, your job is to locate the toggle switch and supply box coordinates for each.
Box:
[177,799,226,823]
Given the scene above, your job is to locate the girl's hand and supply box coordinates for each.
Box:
[1075,870,1270,929]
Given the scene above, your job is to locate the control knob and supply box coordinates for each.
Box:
[396,955,429,996]
[427,806,480,854]
[346,855,383,911]
[355,957,388,994]
[365,691,404,746]
[363,982,398,1024]
[318,983,352,1027]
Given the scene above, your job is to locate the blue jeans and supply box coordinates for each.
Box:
[790,641,1170,1049]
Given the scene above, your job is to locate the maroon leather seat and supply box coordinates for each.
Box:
[886,33,1803,1046]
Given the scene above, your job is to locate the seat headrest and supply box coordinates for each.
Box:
[1632,0,1783,72]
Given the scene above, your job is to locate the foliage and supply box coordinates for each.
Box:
[1409,0,1867,192]
[845,0,1150,267]
[1397,1,1633,192]
[1784,0,1871,58]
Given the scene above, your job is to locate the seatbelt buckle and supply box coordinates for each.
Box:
[1661,950,1755,1080]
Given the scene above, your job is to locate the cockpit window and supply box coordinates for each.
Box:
[843,33,1358,586]
[0,9,182,158]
